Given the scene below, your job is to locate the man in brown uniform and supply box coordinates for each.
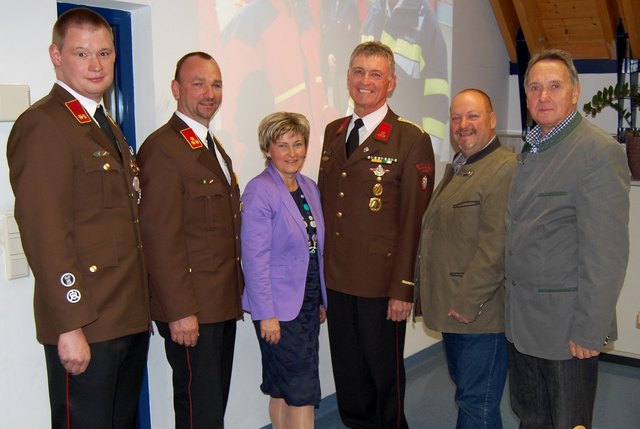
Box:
[318,41,435,428]
[138,52,243,429]
[7,8,149,429]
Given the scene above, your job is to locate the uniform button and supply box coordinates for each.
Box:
[230,194,234,198]
[134,218,140,224]
[188,268,192,273]
[103,163,111,171]
[338,192,344,198]
[386,252,392,257]
[337,212,343,218]
[236,257,240,261]
[129,193,135,198]
[233,214,237,219]
[512,280,517,286]
[335,232,340,237]
[235,235,239,240]
[89,265,97,273]
[137,244,143,249]
[341,172,347,178]
[512,219,517,224]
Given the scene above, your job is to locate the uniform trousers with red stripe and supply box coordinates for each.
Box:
[44,331,150,429]
[156,319,236,429]
[327,289,408,429]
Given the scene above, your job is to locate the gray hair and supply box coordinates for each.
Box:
[524,49,579,89]
[349,41,396,79]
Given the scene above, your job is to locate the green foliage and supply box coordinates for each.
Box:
[583,82,640,128]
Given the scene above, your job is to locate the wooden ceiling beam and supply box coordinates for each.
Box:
[489,0,520,62]
[490,0,627,61]
[618,0,640,58]
[512,0,546,55]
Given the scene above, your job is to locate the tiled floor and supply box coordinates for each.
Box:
[310,343,640,428]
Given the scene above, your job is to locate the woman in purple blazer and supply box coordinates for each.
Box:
[241,112,327,428]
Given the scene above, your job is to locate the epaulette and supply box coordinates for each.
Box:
[398,117,425,133]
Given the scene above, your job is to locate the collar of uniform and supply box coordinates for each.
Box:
[175,111,210,147]
[56,80,102,121]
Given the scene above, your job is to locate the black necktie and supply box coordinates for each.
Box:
[94,105,121,159]
[346,118,364,158]
[206,132,219,162]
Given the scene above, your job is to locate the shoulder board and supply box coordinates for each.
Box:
[398,117,424,132]
[64,99,92,124]
[179,128,204,150]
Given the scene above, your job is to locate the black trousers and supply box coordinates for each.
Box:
[508,342,599,429]
[156,319,236,429]
[327,289,408,429]
[44,332,150,429]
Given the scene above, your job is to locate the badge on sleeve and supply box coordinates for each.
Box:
[60,272,76,287]
[66,289,82,303]
[415,163,433,175]
[420,176,429,191]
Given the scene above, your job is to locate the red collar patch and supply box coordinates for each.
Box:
[336,117,350,135]
[64,99,92,124]
[180,128,204,149]
[375,121,392,141]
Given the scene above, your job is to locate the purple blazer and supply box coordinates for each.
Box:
[241,163,327,322]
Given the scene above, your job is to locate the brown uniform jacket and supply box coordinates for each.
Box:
[138,114,243,324]
[318,108,435,302]
[7,84,150,345]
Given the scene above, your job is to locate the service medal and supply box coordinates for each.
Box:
[372,183,383,196]
[369,197,382,212]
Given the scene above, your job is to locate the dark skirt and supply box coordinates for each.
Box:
[254,254,322,406]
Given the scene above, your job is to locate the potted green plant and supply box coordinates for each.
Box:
[583,82,640,180]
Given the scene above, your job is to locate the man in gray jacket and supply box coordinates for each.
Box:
[415,89,516,429]
[505,49,630,429]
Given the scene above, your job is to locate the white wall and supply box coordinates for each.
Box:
[0,0,471,427]
[0,2,60,428]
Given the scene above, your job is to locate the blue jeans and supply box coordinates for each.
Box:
[442,332,508,429]
[508,342,598,429]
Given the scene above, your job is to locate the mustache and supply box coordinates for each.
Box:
[455,127,476,136]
